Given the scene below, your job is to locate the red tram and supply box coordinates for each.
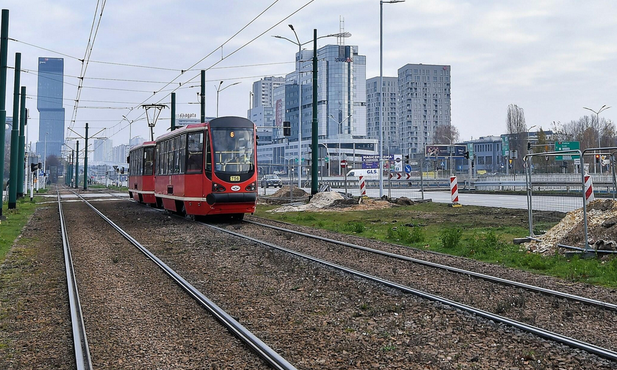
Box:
[140,116,257,220]
[128,141,156,205]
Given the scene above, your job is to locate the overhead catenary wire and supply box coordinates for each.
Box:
[69,0,107,132]
[12,0,316,145]
[109,0,315,139]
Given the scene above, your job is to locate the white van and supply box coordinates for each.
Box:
[346,168,380,179]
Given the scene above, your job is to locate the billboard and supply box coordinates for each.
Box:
[424,145,467,159]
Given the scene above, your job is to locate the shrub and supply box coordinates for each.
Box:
[440,227,462,249]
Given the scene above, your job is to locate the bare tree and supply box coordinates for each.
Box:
[506,104,526,172]
[433,124,460,144]
[552,116,616,150]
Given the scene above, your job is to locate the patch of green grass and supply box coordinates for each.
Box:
[0,197,41,263]
[255,201,617,287]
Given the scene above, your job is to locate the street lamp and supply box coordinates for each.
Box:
[380,0,406,197]
[273,27,351,188]
[215,81,241,117]
[583,105,611,148]
[122,115,134,147]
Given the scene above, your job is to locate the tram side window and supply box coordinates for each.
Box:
[205,130,212,178]
[144,147,154,176]
[156,145,162,175]
[173,135,185,174]
[186,132,203,174]
[167,139,174,175]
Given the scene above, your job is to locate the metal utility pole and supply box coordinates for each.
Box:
[8,52,20,209]
[75,140,79,189]
[379,0,406,198]
[17,86,25,197]
[201,70,205,122]
[311,29,318,195]
[171,92,176,131]
[0,9,9,218]
[83,123,89,190]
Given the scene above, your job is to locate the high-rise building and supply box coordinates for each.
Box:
[248,76,285,144]
[93,139,113,163]
[366,76,398,155]
[397,63,451,157]
[286,45,366,140]
[252,43,375,175]
[36,57,65,160]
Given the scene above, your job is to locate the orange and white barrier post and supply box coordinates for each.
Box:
[584,174,594,204]
[359,175,366,196]
[450,175,461,207]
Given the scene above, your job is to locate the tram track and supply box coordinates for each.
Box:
[208,216,617,361]
[57,190,93,370]
[80,197,617,368]
[60,189,293,369]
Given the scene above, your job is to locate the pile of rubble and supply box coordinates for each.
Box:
[525,199,617,255]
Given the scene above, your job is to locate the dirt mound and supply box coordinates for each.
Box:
[270,191,345,213]
[271,186,309,198]
[268,191,395,213]
[525,199,617,255]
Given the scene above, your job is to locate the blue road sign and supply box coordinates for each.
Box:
[404,164,412,173]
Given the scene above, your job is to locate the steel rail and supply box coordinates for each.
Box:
[245,219,617,311]
[205,222,617,362]
[72,192,296,370]
[57,191,93,370]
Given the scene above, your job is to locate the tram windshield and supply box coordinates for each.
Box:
[212,127,255,174]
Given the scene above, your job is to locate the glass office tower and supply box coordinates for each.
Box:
[36,57,65,161]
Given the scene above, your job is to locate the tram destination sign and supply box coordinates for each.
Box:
[555,141,580,160]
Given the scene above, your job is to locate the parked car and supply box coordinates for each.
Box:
[261,174,283,188]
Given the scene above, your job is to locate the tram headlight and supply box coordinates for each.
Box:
[245,182,256,191]
[212,183,226,192]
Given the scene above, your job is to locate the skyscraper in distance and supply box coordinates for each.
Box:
[36,57,65,161]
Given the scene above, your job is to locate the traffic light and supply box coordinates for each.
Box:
[464,151,470,159]
[283,121,291,136]
[595,154,600,163]
[404,154,410,164]
[527,142,532,150]
[30,163,37,172]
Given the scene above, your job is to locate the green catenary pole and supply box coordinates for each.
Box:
[171,92,176,130]
[70,149,74,187]
[17,86,26,197]
[75,140,79,189]
[201,70,205,122]
[311,29,318,195]
[8,52,20,208]
[83,123,88,190]
[0,9,9,217]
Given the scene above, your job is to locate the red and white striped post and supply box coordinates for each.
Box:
[584,174,594,204]
[450,175,460,206]
[359,175,366,196]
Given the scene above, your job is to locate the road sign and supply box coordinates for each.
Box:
[404,164,412,173]
[555,141,580,160]
[341,160,347,168]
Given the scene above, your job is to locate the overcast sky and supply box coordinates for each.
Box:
[2,0,617,148]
